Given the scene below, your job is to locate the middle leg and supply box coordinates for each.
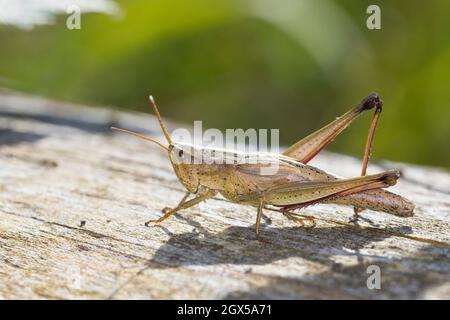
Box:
[255,198,264,239]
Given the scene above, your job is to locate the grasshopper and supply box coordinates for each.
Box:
[112,93,415,238]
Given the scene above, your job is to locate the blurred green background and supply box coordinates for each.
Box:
[1,0,449,168]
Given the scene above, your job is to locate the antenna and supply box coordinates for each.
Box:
[111,127,169,151]
[149,95,172,144]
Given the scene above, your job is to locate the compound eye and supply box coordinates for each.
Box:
[178,150,184,158]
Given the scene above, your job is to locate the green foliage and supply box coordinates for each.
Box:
[0,0,449,168]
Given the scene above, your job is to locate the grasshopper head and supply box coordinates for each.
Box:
[111,96,201,193]
[168,142,201,192]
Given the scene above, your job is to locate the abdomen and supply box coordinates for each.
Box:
[325,189,415,217]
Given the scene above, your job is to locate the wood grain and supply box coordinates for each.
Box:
[0,90,449,299]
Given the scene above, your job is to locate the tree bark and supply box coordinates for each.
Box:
[0,90,449,299]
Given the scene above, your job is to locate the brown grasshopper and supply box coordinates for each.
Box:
[111,93,415,238]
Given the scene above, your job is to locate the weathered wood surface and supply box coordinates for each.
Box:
[0,90,449,300]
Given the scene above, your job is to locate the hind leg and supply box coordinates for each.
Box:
[283,93,383,164]
[278,93,384,221]
[352,103,383,222]
[282,210,316,228]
